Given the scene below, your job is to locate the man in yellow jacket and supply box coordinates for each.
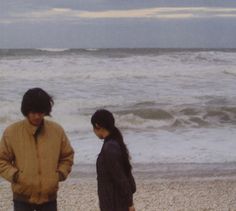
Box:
[0,88,74,211]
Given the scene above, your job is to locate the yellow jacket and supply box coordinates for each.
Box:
[0,119,74,204]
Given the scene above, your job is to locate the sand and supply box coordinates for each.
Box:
[1,163,236,211]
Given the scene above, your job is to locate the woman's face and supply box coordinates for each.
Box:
[93,124,104,139]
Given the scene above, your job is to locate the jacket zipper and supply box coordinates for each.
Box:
[34,135,42,199]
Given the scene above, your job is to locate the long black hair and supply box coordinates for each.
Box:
[91,109,132,175]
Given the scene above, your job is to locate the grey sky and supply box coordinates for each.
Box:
[1,0,236,48]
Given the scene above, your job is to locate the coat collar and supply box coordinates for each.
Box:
[23,119,44,136]
[104,134,114,143]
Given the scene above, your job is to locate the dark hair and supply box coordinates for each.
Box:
[91,109,132,175]
[21,88,54,116]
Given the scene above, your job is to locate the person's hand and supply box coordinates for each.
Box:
[129,205,135,211]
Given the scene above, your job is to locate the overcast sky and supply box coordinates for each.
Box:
[1,0,236,48]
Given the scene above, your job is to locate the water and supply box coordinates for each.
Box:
[0,48,236,164]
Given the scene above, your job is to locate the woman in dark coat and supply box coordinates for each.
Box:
[91,109,136,211]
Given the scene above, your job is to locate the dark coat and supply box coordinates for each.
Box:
[96,138,136,211]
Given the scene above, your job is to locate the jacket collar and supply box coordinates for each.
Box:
[23,119,44,136]
[104,134,113,143]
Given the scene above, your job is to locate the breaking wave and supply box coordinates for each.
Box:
[113,105,236,130]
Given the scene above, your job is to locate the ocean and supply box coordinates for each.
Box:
[0,48,236,164]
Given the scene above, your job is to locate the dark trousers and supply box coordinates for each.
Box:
[13,200,57,211]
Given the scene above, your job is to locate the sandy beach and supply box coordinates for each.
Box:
[1,163,236,211]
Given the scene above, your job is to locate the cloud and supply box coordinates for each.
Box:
[217,14,236,18]
[14,8,74,19]
[79,7,236,19]
[79,8,195,19]
[0,20,13,24]
[1,7,236,24]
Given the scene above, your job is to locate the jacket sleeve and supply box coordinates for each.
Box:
[57,130,74,181]
[103,143,134,206]
[0,132,18,183]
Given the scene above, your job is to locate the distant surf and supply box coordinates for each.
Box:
[0,48,236,164]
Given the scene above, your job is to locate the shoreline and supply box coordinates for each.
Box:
[1,162,236,210]
[71,162,236,179]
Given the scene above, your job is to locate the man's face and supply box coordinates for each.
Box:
[27,112,45,126]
